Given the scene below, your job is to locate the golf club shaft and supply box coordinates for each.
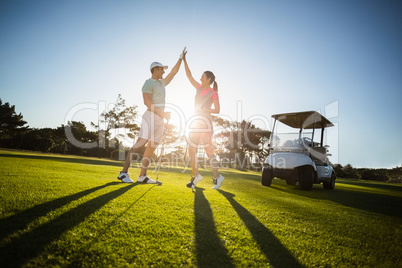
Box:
[156,120,169,181]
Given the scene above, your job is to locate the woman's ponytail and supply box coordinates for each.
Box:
[204,71,218,92]
[213,81,218,92]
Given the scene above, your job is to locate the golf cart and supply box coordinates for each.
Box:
[262,111,336,190]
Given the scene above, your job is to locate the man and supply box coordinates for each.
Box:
[118,50,185,184]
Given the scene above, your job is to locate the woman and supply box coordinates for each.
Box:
[183,51,224,189]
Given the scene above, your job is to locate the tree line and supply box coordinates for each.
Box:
[1,97,401,183]
[0,97,130,159]
[333,164,401,183]
[0,96,270,170]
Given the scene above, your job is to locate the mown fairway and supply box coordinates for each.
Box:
[0,150,401,267]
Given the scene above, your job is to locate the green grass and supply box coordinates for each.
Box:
[0,149,401,267]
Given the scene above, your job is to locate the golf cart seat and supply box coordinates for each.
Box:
[311,147,327,162]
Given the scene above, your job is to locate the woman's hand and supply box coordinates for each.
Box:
[180,47,187,60]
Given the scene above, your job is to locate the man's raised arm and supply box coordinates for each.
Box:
[165,47,186,85]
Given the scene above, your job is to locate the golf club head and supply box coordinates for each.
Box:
[156,181,162,186]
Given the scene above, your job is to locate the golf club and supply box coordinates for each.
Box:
[155,120,169,185]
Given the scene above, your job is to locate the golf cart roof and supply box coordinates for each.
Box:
[272,111,334,129]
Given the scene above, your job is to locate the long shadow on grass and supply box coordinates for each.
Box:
[67,185,158,266]
[194,188,235,268]
[219,190,304,268]
[338,179,402,193]
[0,183,136,267]
[0,181,120,242]
[0,153,122,167]
[270,184,402,218]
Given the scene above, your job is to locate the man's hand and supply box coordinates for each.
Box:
[180,47,187,60]
[166,48,185,85]
[162,111,171,121]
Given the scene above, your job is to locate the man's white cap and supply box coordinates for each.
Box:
[150,62,168,71]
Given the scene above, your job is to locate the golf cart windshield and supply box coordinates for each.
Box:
[271,122,319,151]
[270,111,332,152]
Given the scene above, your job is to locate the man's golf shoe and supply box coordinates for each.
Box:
[118,172,134,183]
[138,175,162,185]
[186,173,203,189]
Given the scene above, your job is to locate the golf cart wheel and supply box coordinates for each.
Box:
[262,166,273,187]
[299,170,314,191]
[323,173,336,190]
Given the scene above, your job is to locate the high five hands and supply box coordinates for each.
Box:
[180,47,187,60]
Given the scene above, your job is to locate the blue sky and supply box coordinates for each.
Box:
[1,0,401,168]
